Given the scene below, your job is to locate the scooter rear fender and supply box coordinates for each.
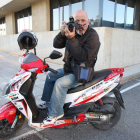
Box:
[0,102,17,123]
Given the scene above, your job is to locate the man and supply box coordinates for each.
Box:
[38,10,100,125]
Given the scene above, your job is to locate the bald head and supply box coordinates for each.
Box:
[73,10,88,20]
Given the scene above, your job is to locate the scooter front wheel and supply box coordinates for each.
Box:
[0,114,25,138]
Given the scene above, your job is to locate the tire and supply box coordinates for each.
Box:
[0,114,25,138]
[91,101,121,130]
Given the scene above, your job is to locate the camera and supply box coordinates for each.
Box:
[66,16,78,32]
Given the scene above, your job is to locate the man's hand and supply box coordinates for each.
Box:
[65,27,75,39]
[61,21,67,35]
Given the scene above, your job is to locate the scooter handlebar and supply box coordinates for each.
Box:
[45,67,58,74]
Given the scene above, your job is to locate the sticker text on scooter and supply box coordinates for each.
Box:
[11,96,19,100]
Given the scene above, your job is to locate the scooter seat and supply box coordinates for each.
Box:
[67,69,112,94]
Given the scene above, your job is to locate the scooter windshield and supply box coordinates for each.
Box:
[23,53,39,63]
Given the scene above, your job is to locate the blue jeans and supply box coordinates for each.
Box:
[41,68,81,117]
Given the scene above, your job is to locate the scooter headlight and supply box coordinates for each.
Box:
[2,80,16,96]
[2,83,11,96]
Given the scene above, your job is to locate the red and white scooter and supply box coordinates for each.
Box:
[0,41,125,138]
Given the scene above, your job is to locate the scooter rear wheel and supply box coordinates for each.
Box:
[0,114,25,138]
[91,101,121,130]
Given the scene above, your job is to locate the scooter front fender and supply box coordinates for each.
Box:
[0,102,17,123]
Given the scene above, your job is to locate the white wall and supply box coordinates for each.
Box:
[102,27,140,81]
[0,27,140,82]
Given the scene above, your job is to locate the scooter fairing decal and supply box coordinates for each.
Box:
[69,75,120,107]
[14,99,28,117]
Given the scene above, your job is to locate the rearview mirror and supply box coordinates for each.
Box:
[49,50,63,59]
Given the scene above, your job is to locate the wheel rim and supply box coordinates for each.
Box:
[90,101,121,130]
[0,115,25,138]
[3,123,15,135]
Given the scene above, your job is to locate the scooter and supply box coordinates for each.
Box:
[0,45,125,138]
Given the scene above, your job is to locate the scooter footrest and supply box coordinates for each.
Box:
[32,109,48,123]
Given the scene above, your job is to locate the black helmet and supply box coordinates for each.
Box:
[17,29,38,50]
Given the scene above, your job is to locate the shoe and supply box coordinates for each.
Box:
[43,114,64,125]
[37,102,49,109]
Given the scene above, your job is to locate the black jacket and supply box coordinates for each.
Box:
[53,26,100,76]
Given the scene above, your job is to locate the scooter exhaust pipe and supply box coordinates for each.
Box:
[84,113,110,123]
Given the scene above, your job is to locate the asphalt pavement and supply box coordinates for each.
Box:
[0,50,140,140]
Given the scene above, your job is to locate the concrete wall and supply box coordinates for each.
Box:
[103,27,140,82]
[0,27,140,82]
[5,13,15,35]
[32,0,50,32]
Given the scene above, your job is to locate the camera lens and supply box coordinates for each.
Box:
[69,24,73,28]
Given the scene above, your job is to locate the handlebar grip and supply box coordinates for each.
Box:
[47,67,58,74]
